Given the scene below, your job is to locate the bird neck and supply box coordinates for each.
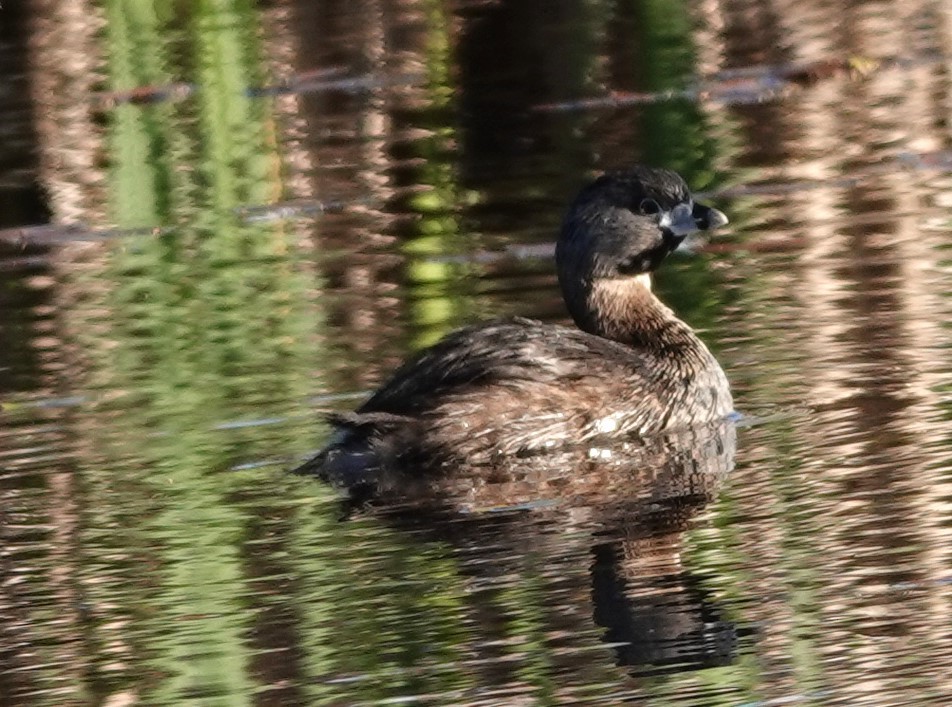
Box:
[576,276,701,353]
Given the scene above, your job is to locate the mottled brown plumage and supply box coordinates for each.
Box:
[300,166,732,484]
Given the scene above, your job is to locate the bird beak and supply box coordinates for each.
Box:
[693,202,729,231]
[660,202,729,242]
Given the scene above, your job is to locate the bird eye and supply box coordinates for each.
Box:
[639,199,661,216]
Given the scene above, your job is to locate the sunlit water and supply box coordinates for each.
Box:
[2,1,952,705]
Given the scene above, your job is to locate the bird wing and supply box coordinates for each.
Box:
[356,317,654,419]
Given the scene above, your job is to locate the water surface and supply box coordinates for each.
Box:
[2,1,951,705]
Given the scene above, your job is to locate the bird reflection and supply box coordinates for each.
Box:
[316,418,738,680]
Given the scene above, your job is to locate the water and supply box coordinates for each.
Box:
[2,1,951,705]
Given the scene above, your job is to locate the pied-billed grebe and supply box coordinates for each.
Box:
[302,166,732,480]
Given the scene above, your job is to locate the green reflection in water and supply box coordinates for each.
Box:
[287,502,475,703]
[85,1,323,704]
[506,563,558,702]
[631,0,717,185]
[616,0,745,368]
[614,0,736,344]
[403,0,475,349]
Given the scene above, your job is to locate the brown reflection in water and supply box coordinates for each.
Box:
[701,0,796,167]
[0,414,81,702]
[710,0,952,703]
[260,3,321,217]
[1,2,108,701]
[26,0,106,225]
[292,0,413,387]
[351,420,738,688]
